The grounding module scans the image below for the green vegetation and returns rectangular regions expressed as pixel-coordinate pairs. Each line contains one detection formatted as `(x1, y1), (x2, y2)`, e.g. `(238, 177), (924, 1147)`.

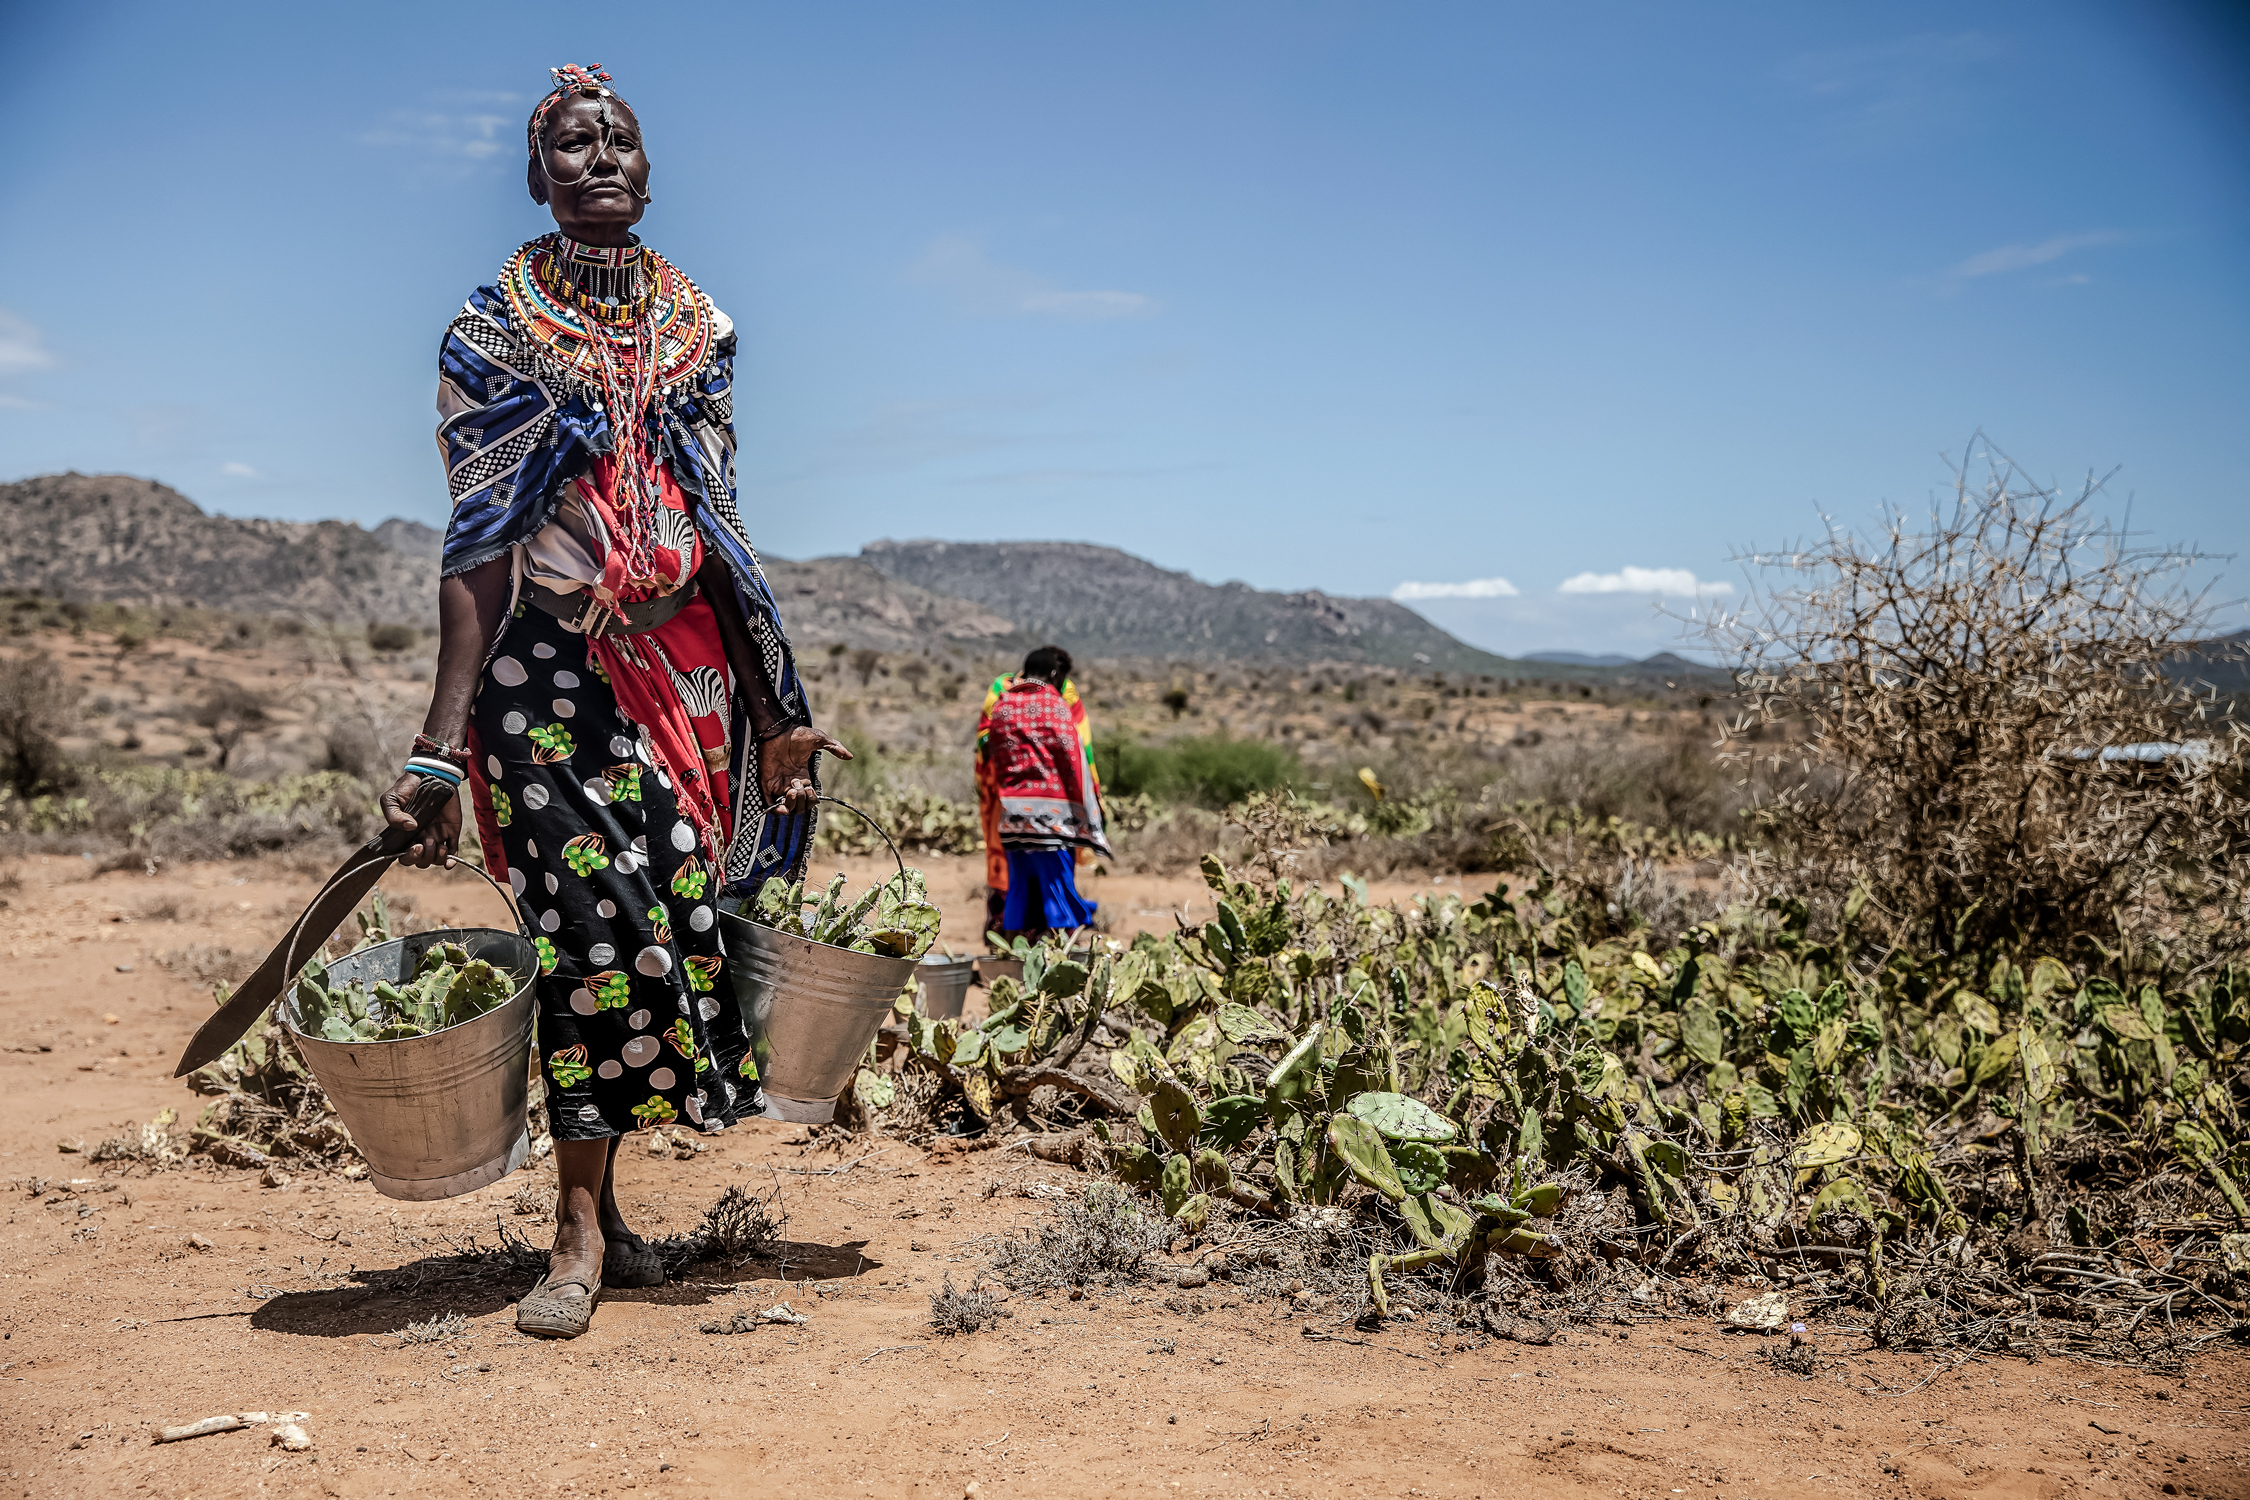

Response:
(293, 940), (517, 1043)
(745, 867), (945, 959)
(1094, 734), (1302, 809)
(865, 470), (2250, 1351)
(880, 795), (2250, 1348)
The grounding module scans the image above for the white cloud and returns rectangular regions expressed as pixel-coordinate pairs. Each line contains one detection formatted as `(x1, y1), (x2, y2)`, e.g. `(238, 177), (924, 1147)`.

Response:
(357, 93), (520, 165)
(1558, 566), (1731, 597)
(1949, 231), (2121, 282)
(221, 460), (260, 478)
(0, 308), (55, 375)
(909, 236), (1156, 321)
(0, 393), (44, 410)
(1392, 577), (1520, 600)
(1777, 32), (2004, 151)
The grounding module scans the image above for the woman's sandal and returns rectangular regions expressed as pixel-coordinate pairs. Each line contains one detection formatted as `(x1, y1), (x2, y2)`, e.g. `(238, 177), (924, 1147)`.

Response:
(603, 1239), (666, 1289)
(515, 1274), (602, 1338)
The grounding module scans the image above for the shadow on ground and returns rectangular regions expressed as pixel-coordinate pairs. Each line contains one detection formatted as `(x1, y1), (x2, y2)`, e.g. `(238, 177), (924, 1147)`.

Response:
(247, 1240), (880, 1336)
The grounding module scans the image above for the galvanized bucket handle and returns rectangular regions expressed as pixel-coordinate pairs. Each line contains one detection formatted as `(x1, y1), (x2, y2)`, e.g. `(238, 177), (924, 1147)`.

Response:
(280, 853), (531, 997)
(815, 794), (909, 887)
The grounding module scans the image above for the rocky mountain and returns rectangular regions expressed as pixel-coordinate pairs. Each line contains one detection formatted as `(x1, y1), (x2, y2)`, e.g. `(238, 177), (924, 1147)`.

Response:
(0, 473), (438, 624)
(757, 555), (1022, 654)
(858, 539), (1515, 673)
(3, 473), (1686, 681)
(1522, 650), (1638, 667)
(372, 517), (443, 567)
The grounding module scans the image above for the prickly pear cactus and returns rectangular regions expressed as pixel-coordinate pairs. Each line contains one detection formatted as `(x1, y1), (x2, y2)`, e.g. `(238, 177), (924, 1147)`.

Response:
(1326, 1113), (1406, 1202)
(1149, 1078), (1203, 1156)
(1343, 1091), (1456, 1144)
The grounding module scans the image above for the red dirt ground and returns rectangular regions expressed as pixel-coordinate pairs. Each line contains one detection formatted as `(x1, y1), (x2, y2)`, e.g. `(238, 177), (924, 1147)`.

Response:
(4, 851), (2246, 1499)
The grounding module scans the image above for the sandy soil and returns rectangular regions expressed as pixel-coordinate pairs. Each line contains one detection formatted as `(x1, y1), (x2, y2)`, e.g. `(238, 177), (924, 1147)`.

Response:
(4, 850), (2246, 1499)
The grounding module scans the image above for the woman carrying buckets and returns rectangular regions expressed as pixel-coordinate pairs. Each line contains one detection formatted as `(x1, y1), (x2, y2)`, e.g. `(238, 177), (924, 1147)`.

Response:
(381, 65), (845, 1339)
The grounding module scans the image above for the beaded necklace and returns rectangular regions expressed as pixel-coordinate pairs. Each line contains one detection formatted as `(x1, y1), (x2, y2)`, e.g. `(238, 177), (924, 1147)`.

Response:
(539, 235), (656, 326)
(588, 317), (664, 590)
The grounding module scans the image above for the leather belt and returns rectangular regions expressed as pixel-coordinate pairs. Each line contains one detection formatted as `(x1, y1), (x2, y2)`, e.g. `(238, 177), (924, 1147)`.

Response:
(524, 578), (699, 638)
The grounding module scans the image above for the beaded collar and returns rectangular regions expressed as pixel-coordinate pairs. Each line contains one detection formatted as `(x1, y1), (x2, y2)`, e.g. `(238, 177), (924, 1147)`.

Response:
(539, 234), (652, 325)
(497, 232), (716, 396)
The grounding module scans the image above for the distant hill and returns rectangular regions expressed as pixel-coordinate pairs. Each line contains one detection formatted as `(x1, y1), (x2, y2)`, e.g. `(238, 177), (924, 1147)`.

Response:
(2, 473), (1714, 683)
(0, 473), (437, 624)
(2170, 630), (2250, 696)
(1522, 650), (1637, 667)
(372, 517), (443, 567)
(757, 555), (1023, 654)
(859, 538), (1516, 674)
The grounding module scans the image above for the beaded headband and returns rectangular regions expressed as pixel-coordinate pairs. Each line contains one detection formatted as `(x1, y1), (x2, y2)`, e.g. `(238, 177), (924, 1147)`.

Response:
(527, 64), (625, 155)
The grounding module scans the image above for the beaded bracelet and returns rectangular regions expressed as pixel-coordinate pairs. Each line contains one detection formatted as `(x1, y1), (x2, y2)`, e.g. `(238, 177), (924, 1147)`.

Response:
(403, 756), (465, 787)
(412, 733), (469, 766)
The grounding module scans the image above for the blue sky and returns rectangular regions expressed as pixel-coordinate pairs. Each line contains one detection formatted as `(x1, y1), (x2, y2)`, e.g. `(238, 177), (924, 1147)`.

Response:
(4, 1), (2246, 657)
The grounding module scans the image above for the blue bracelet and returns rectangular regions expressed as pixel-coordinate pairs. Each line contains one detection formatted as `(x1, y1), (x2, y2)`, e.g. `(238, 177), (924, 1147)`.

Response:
(404, 756), (465, 787)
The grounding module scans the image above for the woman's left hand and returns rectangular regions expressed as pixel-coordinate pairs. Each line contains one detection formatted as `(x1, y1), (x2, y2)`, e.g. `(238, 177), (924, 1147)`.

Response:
(759, 726), (851, 816)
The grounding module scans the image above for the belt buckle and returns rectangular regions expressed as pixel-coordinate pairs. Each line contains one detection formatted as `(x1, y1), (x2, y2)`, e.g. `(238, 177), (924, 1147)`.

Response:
(574, 594), (615, 638)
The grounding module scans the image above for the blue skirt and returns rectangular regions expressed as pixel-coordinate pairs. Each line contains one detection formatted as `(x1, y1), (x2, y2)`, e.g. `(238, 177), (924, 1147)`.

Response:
(1000, 848), (1098, 931)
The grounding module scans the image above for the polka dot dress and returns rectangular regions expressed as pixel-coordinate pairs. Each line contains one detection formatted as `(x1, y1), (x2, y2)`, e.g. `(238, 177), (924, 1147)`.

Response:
(470, 604), (752, 1140)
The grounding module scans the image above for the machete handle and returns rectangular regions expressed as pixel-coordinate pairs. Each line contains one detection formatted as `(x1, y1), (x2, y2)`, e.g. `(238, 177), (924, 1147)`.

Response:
(376, 771), (464, 858)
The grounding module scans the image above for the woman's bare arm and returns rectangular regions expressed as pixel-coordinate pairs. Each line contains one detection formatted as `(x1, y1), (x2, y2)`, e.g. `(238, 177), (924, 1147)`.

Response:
(382, 558), (512, 867)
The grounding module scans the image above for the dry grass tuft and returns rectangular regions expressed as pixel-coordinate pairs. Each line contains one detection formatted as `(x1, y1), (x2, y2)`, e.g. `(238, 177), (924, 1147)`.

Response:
(989, 1183), (1165, 1292)
(928, 1274), (1003, 1336)
(393, 1312), (470, 1345)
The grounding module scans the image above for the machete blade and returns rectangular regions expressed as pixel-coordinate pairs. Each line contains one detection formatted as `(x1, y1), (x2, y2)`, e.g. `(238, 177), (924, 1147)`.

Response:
(173, 778), (457, 1078)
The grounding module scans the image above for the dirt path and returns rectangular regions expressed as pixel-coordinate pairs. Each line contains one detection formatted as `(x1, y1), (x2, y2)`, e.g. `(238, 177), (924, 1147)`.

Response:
(3, 852), (2246, 1499)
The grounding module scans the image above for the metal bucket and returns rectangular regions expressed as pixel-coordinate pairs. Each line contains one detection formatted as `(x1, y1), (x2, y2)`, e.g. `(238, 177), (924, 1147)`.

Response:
(915, 956), (978, 1020)
(974, 954), (1024, 987)
(976, 945), (1092, 988)
(719, 916), (917, 1123)
(719, 796), (922, 1124)
(280, 863), (538, 1202)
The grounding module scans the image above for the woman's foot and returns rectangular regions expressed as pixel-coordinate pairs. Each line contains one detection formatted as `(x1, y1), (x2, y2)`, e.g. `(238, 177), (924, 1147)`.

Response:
(596, 1141), (666, 1287)
(524, 1136), (615, 1331)
(547, 1203), (607, 1299)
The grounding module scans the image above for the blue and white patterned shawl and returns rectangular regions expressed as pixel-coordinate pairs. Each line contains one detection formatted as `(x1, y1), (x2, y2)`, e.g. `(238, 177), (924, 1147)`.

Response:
(435, 267), (816, 892)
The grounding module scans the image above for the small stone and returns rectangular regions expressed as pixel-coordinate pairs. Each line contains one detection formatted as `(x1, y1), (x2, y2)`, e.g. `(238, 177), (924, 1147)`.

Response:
(1167, 1414), (1177, 1424)
(1724, 1291), (1788, 1332)
(103, 1013), (120, 1025)
(114, 964), (134, 974)
(187, 1233), (214, 1252)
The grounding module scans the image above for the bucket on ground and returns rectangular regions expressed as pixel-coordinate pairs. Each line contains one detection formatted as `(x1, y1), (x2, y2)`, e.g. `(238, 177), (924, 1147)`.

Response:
(279, 862), (537, 1202)
(975, 944), (1093, 989)
(914, 955), (977, 1020)
(719, 796), (921, 1124)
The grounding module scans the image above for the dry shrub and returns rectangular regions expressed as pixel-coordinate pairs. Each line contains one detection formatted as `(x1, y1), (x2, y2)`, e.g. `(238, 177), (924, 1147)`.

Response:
(989, 1182), (1164, 1292)
(0, 649), (79, 798)
(928, 1273), (1002, 1335)
(393, 1312), (470, 1345)
(91, 1110), (187, 1168)
(1, 766), (373, 863)
(1709, 442), (2250, 955)
(657, 1182), (785, 1273)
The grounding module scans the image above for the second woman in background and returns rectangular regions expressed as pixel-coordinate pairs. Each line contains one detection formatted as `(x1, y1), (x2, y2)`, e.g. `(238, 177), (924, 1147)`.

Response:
(974, 645), (1109, 941)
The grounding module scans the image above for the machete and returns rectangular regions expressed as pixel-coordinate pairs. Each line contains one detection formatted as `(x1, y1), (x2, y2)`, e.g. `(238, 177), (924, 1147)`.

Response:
(174, 777), (459, 1077)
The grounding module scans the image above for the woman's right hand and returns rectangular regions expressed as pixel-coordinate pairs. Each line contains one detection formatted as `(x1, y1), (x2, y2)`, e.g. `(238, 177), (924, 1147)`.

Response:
(381, 772), (463, 868)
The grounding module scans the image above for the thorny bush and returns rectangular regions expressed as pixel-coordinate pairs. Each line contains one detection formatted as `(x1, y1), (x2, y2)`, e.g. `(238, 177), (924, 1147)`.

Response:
(1706, 441), (2250, 958)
